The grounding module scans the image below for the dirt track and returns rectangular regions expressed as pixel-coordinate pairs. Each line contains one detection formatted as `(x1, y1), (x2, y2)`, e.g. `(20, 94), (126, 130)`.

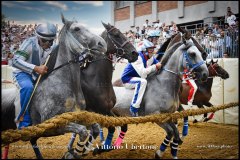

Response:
(3, 122), (239, 159)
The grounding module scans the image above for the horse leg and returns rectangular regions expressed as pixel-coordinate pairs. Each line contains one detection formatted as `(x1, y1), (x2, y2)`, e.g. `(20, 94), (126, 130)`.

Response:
(77, 123), (100, 156)
(67, 133), (77, 150)
(30, 137), (43, 159)
(203, 102), (214, 122)
(169, 122), (182, 159)
(99, 127), (105, 144)
(93, 126), (115, 155)
(54, 122), (89, 159)
(155, 123), (174, 159)
(1, 145), (10, 159)
(113, 124), (128, 147)
(181, 116), (189, 141)
(193, 104), (204, 123)
(67, 123), (101, 151)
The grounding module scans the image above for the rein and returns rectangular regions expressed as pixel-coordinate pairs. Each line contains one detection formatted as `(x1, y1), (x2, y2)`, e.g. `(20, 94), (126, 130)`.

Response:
(46, 29), (96, 76)
(208, 63), (222, 77)
(161, 49), (204, 81)
(106, 27), (130, 59)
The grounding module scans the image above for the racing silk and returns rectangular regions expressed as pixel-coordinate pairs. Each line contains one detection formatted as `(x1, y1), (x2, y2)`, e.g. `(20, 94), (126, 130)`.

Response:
(12, 36), (56, 80)
(121, 51), (159, 83)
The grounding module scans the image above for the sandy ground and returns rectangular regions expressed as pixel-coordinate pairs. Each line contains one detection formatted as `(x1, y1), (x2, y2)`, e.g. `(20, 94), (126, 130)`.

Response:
(2, 122), (239, 159)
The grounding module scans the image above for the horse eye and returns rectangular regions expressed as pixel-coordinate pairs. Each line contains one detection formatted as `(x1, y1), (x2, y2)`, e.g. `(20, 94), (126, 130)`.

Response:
(190, 52), (196, 57)
(74, 27), (80, 31)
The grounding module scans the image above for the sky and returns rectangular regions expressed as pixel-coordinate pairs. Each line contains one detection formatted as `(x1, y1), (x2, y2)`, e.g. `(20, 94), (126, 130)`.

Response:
(2, 1), (111, 35)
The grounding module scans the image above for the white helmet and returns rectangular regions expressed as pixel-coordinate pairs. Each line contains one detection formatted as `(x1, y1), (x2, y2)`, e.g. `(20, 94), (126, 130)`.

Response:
(143, 39), (155, 50)
(35, 23), (57, 40)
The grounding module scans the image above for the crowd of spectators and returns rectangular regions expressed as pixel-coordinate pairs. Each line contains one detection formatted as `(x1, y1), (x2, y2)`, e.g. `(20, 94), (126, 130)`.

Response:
(124, 7), (238, 58)
(1, 21), (37, 65)
(1, 7), (239, 66)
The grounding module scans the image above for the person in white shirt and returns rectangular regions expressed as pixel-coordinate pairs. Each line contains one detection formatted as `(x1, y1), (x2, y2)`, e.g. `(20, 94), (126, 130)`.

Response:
(143, 19), (149, 28)
(227, 11), (236, 27)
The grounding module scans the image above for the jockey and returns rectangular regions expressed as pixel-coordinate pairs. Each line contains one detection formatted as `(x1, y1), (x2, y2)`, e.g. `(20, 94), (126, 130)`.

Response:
(136, 30), (160, 53)
(146, 30), (160, 46)
(146, 30), (162, 55)
(121, 39), (162, 117)
(183, 68), (198, 107)
(12, 23), (57, 129)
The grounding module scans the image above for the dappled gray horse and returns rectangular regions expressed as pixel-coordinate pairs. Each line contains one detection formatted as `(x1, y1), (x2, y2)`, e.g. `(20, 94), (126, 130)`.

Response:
(111, 36), (208, 159)
(67, 22), (139, 153)
(1, 14), (107, 159)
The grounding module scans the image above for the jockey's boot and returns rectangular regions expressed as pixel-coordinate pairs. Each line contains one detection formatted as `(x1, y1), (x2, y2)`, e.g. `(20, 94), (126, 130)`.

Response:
(18, 112), (32, 130)
(187, 101), (193, 107)
(130, 106), (139, 117)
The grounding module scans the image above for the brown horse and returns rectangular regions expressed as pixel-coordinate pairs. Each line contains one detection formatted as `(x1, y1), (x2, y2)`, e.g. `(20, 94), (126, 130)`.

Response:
(178, 59), (229, 121)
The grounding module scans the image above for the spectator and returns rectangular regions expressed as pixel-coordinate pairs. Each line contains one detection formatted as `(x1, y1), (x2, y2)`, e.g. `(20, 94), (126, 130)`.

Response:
(143, 19), (149, 28)
(207, 34), (220, 58)
(227, 11), (237, 28)
(162, 26), (172, 40)
(153, 19), (162, 29)
(225, 7), (234, 23)
(203, 24), (211, 34)
(169, 23), (178, 35)
(141, 26), (146, 38)
(218, 31), (232, 57)
(212, 24), (221, 36)
(135, 26), (141, 39)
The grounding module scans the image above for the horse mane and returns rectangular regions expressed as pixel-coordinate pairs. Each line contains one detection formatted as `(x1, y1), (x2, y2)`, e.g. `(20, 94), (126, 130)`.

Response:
(147, 41), (183, 79)
(160, 41), (183, 67)
(41, 45), (59, 81)
(58, 21), (73, 44)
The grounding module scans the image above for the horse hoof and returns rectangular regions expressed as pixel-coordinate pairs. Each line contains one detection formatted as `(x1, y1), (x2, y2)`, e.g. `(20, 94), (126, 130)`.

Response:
(178, 138), (183, 145)
(154, 150), (163, 159)
(92, 146), (113, 156)
(62, 149), (81, 159)
(193, 119), (198, 123)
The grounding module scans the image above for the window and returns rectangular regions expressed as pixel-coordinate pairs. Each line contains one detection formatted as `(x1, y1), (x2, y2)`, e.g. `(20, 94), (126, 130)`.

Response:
(115, 1), (130, 9)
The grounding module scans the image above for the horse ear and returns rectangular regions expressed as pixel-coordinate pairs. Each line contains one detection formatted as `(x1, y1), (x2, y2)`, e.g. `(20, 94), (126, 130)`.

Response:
(182, 33), (187, 45)
(102, 21), (111, 30)
(211, 59), (214, 64)
(177, 25), (184, 33)
(216, 59), (218, 63)
(61, 13), (67, 24)
(177, 25), (188, 34)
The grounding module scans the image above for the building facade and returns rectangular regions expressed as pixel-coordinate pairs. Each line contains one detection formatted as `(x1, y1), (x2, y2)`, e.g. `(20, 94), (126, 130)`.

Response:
(111, 1), (239, 32)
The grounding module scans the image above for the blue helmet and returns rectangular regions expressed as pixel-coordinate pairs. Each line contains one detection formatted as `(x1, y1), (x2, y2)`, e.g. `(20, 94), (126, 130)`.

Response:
(35, 23), (57, 40)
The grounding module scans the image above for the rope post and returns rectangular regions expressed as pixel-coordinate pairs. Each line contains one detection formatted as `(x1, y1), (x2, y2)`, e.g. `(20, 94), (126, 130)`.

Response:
(17, 55), (51, 123)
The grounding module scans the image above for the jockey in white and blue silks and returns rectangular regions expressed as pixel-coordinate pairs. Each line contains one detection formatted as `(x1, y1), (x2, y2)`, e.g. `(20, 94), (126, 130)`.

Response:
(12, 23), (57, 129)
(121, 39), (162, 117)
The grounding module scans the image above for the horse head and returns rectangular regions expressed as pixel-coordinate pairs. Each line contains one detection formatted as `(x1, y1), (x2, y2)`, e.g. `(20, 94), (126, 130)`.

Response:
(207, 59), (229, 79)
(101, 22), (138, 63)
(61, 13), (107, 55)
(179, 33), (209, 82)
(177, 25), (208, 60)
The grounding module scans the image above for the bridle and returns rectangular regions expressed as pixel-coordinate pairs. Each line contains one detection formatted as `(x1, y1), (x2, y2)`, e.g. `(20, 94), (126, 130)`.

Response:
(208, 63), (223, 78)
(106, 27), (131, 59)
(162, 47), (205, 81)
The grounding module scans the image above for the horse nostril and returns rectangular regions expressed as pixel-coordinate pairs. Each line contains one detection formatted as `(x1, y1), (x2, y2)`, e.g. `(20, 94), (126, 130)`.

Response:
(98, 42), (104, 47)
